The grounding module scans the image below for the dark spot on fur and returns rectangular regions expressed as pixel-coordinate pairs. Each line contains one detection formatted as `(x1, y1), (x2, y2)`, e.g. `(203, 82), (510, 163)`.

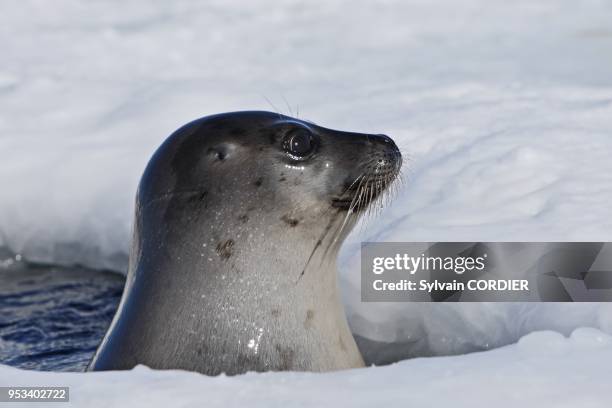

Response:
(253, 177), (263, 187)
(281, 215), (299, 227)
(196, 343), (210, 358)
(236, 353), (266, 373)
(275, 344), (295, 370)
(303, 309), (315, 329)
(238, 214), (249, 223)
(216, 239), (234, 260)
(187, 191), (208, 203)
(279, 176), (286, 182)
(271, 309), (280, 317)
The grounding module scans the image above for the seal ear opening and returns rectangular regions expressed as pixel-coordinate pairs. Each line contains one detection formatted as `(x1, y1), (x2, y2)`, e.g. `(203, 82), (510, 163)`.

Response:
(207, 144), (235, 162)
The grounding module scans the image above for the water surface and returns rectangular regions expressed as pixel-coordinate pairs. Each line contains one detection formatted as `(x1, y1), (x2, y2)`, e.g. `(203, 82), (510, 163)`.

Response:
(0, 261), (124, 371)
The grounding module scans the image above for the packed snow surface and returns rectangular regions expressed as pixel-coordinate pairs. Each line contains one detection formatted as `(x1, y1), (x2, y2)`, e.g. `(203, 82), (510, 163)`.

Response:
(1, 329), (612, 407)
(1, 0), (612, 405)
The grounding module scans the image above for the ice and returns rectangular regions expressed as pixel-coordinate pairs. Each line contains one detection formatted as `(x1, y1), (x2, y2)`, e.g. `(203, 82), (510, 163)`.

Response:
(2, 328), (612, 407)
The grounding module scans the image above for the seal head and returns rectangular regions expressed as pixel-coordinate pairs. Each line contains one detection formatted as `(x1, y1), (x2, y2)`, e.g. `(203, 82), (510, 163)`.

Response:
(90, 111), (401, 375)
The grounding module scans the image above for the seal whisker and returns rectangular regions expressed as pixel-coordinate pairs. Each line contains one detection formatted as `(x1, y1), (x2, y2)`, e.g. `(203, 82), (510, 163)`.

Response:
(300, 171), (367, 270)
(319, 171), (372, 264)
(296, 215), (338, 283)
(295, 170), (368, 279)
(262, 95), (283, 119)
(320, 173), (368, 263)
(281, 94), (294, 117)
(355, 174), (370, 214)
(352, 173), (373, 233)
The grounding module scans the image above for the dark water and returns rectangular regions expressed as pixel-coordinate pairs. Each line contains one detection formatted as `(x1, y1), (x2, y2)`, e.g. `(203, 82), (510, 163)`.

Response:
(0, 262), (124, 371)
(0, 260), (415, 371)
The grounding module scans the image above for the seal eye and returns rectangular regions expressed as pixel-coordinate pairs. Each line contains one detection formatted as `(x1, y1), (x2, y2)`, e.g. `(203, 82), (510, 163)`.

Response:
(282, 128), (316, 159)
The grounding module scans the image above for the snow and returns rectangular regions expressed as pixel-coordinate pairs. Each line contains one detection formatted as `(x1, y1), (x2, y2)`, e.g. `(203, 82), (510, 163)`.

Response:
(1, 328), (612, 407)
(1, 0), (612, 404)
(2, 0), (611, 272)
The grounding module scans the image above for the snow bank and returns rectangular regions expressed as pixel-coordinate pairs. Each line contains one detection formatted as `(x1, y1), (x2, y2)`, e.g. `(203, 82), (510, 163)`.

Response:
(2, 0), (611, 271)
(1, 0), (612, 359)
(2, 328), (612, 407)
